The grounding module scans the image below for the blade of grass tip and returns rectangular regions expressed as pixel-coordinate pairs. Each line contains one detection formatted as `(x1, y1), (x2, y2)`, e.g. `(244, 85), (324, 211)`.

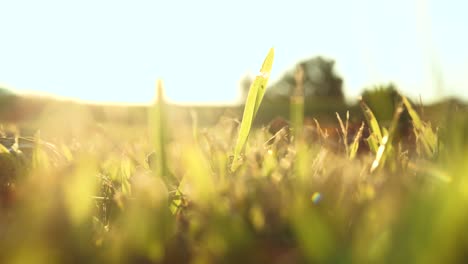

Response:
(150, 80), (169, 181)
(360, 99), (383, 142)
(253, 48), (274, 117)
(314, 118), (327, 139)
(371, 102), (404, 170)
(336, 112), (348, 156)
(231, 48), (275, 172)
(346, 111), (349, 134)
(349, 122), (365, 160)
(291, 65), (306, 179)
(401, 95), (437, 156)
(360, 99), (383, 153)
(387, 101), (404, 143)
(382, 101), (403, 157)
(401, 96), (423, 130)
(291, 64), (305, 141)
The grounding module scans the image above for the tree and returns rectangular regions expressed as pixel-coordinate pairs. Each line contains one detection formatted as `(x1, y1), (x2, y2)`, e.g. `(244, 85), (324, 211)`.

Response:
(0, 87), (18, 114)
(361, 83), (400, 122)
(266, 56), (344, 102)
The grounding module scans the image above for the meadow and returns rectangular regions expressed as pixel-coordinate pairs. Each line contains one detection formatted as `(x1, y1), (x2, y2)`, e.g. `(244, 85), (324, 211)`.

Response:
(1, 49), (468, 264)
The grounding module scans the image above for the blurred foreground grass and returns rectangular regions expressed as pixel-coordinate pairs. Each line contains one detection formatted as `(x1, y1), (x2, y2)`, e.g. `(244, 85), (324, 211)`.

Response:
(0, 93), (466, 264)
(0, 48), (467, 263)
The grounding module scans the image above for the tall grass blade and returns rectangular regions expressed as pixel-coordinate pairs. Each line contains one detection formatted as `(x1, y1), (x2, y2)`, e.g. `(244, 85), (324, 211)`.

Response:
(254, 48), (275, 117)
(149, 80), (170, 184)
(367, 101), (405, 172)
(371, 135), (388, 172)
(360, 100), (382, 153)
(402, 95), (437, 157)
(349, 122), (365, 160)
(336, 112), (349, 156)
(231, 48), (275, 172)
(291, 65), (305, 140)
(402, 96), (423, 129)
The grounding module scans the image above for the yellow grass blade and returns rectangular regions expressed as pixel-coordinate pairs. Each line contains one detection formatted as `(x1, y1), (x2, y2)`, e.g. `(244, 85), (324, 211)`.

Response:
(349, 122), (365, 160)
(402, 95), (437, 157)
(231, 48), (275, 172)
(360, 100), (382, 153)
(254, 48), (275, 117)
(149, 80), (170, 183)
(336, 112), (349, 156)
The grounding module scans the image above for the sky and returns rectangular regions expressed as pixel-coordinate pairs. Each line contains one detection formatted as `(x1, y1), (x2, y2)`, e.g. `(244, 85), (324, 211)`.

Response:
(0, 0), (467, 104)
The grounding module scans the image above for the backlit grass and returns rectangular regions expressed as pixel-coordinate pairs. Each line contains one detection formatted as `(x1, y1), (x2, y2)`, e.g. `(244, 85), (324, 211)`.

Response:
(0, 51), (467, 263)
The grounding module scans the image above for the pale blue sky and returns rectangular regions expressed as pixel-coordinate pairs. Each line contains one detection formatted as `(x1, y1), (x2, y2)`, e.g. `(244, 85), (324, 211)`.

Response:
(0, 0), (466, 104)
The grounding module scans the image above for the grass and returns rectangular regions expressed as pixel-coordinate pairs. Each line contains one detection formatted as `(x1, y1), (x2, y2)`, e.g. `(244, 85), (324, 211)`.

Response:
(231, 48), (274, 172)
(0, 51), (468, 263)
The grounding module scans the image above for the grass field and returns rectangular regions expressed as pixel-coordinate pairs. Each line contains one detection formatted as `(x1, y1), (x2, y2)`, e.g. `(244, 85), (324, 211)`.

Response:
(1, 51), (468, 264)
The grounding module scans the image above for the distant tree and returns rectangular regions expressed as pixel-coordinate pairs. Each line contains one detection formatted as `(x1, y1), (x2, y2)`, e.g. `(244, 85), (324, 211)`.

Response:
(0, 87), (15, 97)
(360, 83), (413, 142)
(266, 56), (344, 102)
(0, 87), (17, 112)
(361, 83), (400, 122)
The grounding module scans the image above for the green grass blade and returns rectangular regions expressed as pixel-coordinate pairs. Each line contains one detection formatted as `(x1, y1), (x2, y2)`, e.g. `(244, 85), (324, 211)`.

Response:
(402, 95), (437, 157)
(336, 112), (349, 156)
(253, 48), (275, 117)
(0, 143), (9, 154)
(370, 135), (389, 172)
(291, 65), (305, 141)
(387, 101), (404, 144)
(291, 67), (306, 179)
(360, 100), (383, 142)
(360, 100), (383, 153)
(149, 80), (170, 183)
(349, 122), (365, 160)
(402, 96), (423, 130)
(231, 48), (275, 172)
